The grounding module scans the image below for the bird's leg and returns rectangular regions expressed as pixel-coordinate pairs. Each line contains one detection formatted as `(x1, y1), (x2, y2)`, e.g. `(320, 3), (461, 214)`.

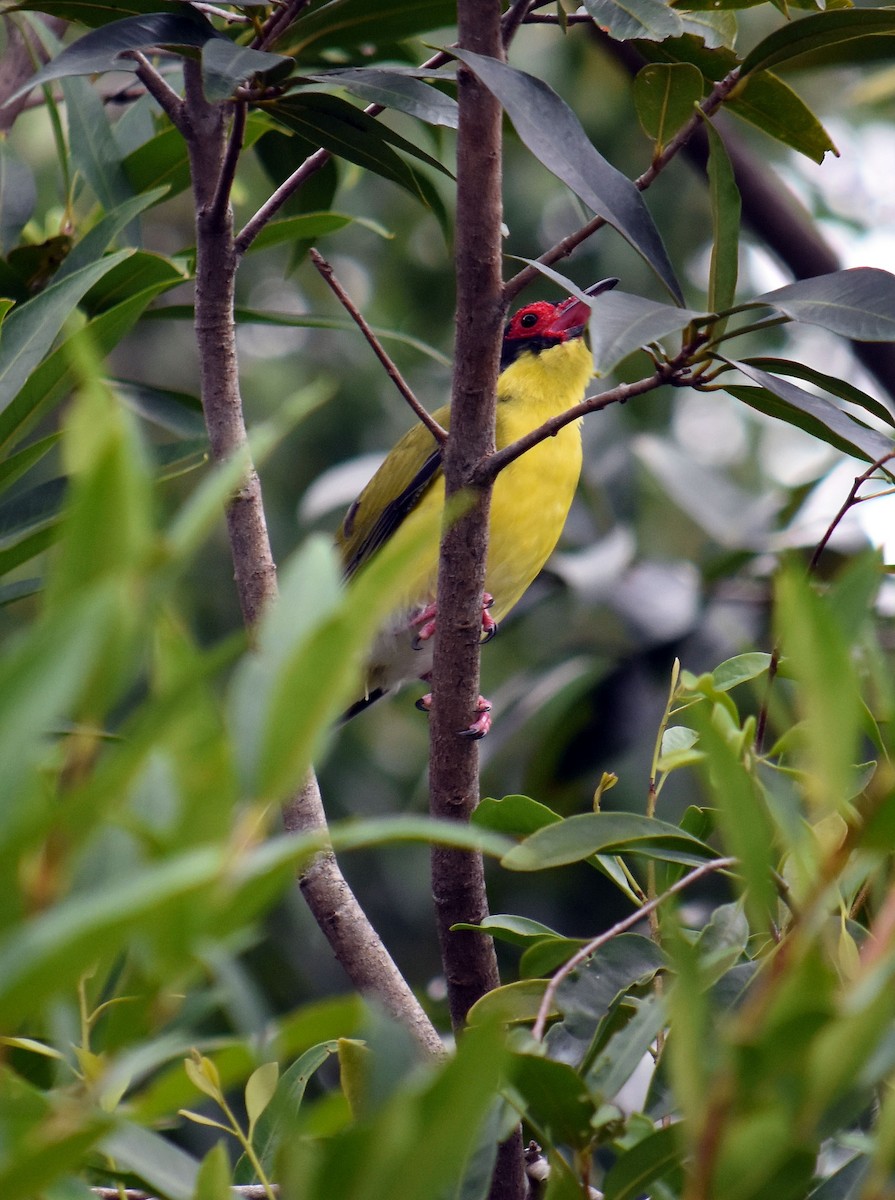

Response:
(411, 592), (498, 650)
(415, 677), (493, 740)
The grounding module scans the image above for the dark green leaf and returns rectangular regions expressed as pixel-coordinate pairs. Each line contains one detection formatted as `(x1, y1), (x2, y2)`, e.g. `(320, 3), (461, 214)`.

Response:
(0, 434), (60, 496)
(473, 793), (562, 836)
(307, 68), (459, 127)
(9, 0), (185, 26)
(741, 356), (895, 430)
(633, 63), (704, 149)
(757, 268), (895, 341)
(0, 143), (36, 255)
(0, 250), (132, 410)
(80, 251), (188, 315)
(584, 0), (683, 41)
(61, 76), (132, 212)
(452, 49), (682, 303)
(740, 9), (895, 76)
(201, 39), (293, 103)
(586, 992), (666, 1105)
(501, 812), (715, 871)
(56, 187), (169, 281)
(508, 1055), (596, 1150)
(585, 290), (706, 376)
(114, 380), (205, 439)
(246, 212), (354, 253)
(250, 1044), (338, 1175)
(0, 526), (58, 580)
(451, 913), (565, 947)
(603, 1124), (683, 1200)
(726, 361), (894, 465)
(807, 1153), (867, 1199)
(285, 0), (458, 57)
(704, 118), (740, 314)
(7, 11), (221, 103)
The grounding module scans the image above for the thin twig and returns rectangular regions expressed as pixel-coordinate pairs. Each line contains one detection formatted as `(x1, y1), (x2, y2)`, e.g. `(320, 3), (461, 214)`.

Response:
(91, 1189), (273, 1200)
(125, 49), (186, 129)
(531, 856), (738, 1040)
(309, 249), (448, 444)
(503, 68), (741, 303)
(502, 0), (537, 46)
(210, 100), (247, 226)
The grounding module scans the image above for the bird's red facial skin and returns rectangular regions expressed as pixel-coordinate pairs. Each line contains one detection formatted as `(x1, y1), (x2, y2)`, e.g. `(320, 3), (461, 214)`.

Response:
(503, 301), (567, 344)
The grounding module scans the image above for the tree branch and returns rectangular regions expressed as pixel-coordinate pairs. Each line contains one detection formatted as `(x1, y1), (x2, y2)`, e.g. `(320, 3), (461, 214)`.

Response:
(126, 50), (186, 131)
(309, 248), (448, 444)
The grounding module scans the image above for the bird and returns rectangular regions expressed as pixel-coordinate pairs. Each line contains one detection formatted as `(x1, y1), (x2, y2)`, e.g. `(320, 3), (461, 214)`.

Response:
(337, 278), (619, 736)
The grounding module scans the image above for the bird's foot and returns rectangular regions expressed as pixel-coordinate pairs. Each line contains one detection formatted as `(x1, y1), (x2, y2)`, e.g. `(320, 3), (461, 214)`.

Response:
(414, 691), (493, 739)
(411, 593), (498, 650)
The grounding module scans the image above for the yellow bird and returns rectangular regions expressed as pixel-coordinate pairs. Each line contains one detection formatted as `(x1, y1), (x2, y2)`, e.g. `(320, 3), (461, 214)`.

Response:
(338, 279), (618, 735)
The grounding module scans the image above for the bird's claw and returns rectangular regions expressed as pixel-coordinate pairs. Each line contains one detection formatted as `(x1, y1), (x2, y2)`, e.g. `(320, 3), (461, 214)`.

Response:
(411, 594), (497, 650)
(414, 691), (493, 738)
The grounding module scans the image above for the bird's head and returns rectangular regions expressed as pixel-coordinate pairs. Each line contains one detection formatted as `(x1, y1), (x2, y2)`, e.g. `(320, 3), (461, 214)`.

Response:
(500, 278), (619, 371)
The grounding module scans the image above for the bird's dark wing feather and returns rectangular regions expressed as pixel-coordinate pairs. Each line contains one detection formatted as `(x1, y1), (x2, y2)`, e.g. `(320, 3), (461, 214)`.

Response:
(341, 446), (443, 580)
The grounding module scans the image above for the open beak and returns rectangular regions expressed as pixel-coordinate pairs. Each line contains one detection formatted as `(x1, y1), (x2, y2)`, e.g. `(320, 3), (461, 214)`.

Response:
(546, 277), (620, 337)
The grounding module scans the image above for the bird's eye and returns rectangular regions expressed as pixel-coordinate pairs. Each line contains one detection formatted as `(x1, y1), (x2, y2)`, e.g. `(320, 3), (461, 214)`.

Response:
(519, 312), (539, 328)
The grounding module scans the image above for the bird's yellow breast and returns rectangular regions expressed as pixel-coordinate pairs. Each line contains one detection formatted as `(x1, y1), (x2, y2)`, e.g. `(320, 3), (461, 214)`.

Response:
(379, 336), (592, 624)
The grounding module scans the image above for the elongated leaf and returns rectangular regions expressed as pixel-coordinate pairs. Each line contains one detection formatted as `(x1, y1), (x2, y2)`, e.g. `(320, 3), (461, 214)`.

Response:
(704, 118), (740, 314)
(740, 9), (895, 75)
(451, 913), (565, 947)
(264, 94), (450, 219)
(453, 49), (682, 302)
(584, 0), (683, 42)
(246, 211), (353, 252)
(202, 39), (292, 103)
(728, 70), (836, 163)
(10, 1), (185, 25)
(0, 142), (36, 254)
(501, 812), (715, 871)
(100, 1121), (199, 1200)
(604, 1124), (683, 1200)
(727, 360), (895, 464)
(742, 356), (895, 430)
(633, 63), (704, 149)
(509, 1055), (596, 1150)
(285, 0), (458, 56)
(7, 10), (221, 103)
(307, 68), (459, 128)
(61, 76), (132, 212)
(757, 268), (895, 341)
(586, 290), (706, 375)
(123, 115), (268, 198)
(0, 434), (59, 496)
(249, 1044), (338, 1175)
(56, 186), (169, 281)
(587, 992), (666, 1106)
(0, 250), (132, 410)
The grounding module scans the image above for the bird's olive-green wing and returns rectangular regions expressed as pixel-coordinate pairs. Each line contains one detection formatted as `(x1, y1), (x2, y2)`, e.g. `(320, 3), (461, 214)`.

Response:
(337, 410), (449, 580)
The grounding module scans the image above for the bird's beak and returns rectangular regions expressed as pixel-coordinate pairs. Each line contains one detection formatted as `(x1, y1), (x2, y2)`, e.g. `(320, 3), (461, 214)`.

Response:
(546, 277), (620, 337)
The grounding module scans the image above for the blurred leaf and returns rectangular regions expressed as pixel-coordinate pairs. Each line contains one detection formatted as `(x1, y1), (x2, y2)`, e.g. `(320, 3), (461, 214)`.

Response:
(757, 269), (895, 341)
(508, 1054), (596, 1149)
(603, 1124), (683, 1200)
(100, 1120), (199, 1200)
(741, 356), (895, 430)
(740, 9), (895, 75)
(501, 812), (716, 871)
(114, 379), (205, 439)
(584, 0), (683, 41)
(711, 653), (772, 691)
(7, 10), (222, 103)
(586, 992), (666, 1105)
(452, 50), (683, 303)
(633, 62), (704, 149)
(704, 118), (740, 315)
(307, 68), (459, 127)
(0, 477), (66, 550)
(586, 289), (705, 375)
(245, 1061), (279, 1134)
(0, 142), (36, 255)
(56, 186), (169, 281)
(61, 76), (133, 212)
(284, 0), (458, 56)
(0, 250), (132, 410)
(0, 433), (60, 496)
(249, 1043), (339, 1175)
(201, 39), (293, 103)
(807, 1154), (867, 1199)
(10, 0), (185, 23)
(726, 361), (894, 465)
(194, 1142), (232, 1200)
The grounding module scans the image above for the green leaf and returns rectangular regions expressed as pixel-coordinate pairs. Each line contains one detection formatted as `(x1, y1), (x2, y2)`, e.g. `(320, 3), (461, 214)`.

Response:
(249, 1043), (339, 1175)
(758, 268), (895, 341)
(81, 250), (188, 315)
(201, 39), (293, 103)
(114, 379), (206, 439)
(633, 63), (704, 149)
(123, 114), (268, 199)
(452, 49), (682, 303)
(586, 992), (666, 1106)
(245, 1061), (279, 1134)
(451, 913), (566, 947)
(466, 979), (550, 1025)
(194, 1142), (232, 1200)
(100, 1120), (200, 1200)
(0, 249), (132, 411)
(501, 812), (716, 871)
(61, 75), (133, 212)
(473, 793), (563, 836)
(0, 433), (60, 497)
(726, 361), (894, 465)
(704, 118), (740, 315)
(56, 186), (169, 281)
(711, 652), (772, 691)
(7, 10), (222, 103)
(728, 70), (835, 163)
(307, 68), (459, 128)
(285, 0), (458, 57)
(603, 1124), (683, 1200)
(508, 1054), (596, 1149)
(245, 211), (353, 253)
(0, 142), (37, 254)
(584, 0), (682, 40)
(740, 9), (895, 76)
(10, 0), (185, 25)
(741, 356), (895, 431)
(586, 289), (706, 375)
